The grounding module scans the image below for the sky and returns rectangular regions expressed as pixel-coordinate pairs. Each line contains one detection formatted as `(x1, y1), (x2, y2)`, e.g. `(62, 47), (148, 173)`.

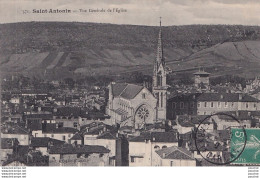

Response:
(0, 0), (260, 26)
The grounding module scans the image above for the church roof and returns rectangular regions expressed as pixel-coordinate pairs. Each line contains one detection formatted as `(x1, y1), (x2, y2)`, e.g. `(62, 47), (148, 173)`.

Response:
(111, 83), (144, 99)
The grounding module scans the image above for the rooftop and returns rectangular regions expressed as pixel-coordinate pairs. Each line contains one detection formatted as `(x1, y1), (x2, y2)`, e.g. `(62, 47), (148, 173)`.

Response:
(31, 137), (65, 147)
(129, 132), (178, 143)
(49, 144), (110, 154)
(111, 83), (144, 99)
(156, 146), (194, 160)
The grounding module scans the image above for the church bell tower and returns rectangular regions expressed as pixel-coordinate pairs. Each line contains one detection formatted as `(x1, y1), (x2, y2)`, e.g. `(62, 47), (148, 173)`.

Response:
(153, 18), (167, 121)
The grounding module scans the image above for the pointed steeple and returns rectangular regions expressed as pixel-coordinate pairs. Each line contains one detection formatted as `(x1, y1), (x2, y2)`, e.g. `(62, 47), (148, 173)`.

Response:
(156, 17), (164, 68)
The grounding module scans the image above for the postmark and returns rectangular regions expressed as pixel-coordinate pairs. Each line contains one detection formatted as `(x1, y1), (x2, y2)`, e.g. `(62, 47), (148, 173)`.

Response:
(194, 113), (247, 165)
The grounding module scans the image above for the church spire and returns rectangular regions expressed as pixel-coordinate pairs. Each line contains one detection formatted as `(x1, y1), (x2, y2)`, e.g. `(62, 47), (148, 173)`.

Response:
(156, 17), (164, 69)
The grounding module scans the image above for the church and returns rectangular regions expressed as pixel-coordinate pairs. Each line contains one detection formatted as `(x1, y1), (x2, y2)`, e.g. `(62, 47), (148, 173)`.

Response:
(106, 20), (167, 129)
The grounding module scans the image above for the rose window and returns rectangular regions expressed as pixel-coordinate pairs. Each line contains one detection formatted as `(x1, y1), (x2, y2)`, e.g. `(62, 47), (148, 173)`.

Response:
(137, 107), (149, 120)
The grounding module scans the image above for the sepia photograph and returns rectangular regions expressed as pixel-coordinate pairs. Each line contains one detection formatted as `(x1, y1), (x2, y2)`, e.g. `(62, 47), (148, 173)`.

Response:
(0, 0), (260, 175)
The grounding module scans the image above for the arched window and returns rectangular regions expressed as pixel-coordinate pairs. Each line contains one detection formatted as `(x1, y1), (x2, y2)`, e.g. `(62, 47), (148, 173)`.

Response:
(154, 145), (160, 150)
(162, 145), (167, 149)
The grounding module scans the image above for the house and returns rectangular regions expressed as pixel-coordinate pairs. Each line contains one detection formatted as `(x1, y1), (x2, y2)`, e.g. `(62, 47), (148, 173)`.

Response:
(82, 122), (121, 166)
(24, 113), (54, 131)
(69, 133), (83, 145)
(48, 144), (110, 166)
(128, 132), (179, 166)
(1, 138), (19, 163)
(32, 127), (79, 143)
(30, 137), (65, 155)
(85, 132), (122, 166)
(153, 146), (196, 166)
(1, 125), (30, 145)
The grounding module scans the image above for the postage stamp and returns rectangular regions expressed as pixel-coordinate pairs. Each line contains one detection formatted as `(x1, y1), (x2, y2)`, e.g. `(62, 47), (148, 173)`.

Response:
(231, 128), (260, 164)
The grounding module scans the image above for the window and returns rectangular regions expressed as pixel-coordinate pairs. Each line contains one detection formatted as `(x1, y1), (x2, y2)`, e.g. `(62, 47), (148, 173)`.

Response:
(180, 102), (184, 109)
(154, 145), (160, 150)
(131, 156), (135, 163)
(211, 102), (214, 108)
(99, 154), (104, 158)
(224, 102), (228, 108)
(44, 134), (47, 137)
(142, 93), (146, 99)
(197, 102), (201, 108)
(51, 134), (54, 138)
(63, 136), (66, 141)
(254, 103), (257, 108)
(58, 123), (63, 128)
(231, 102), (234, 108)
(170, 161), (174, 166)
(218, 102), (221, 108)
(172, 102), (176, 109)
(73, 122), (78, 128)
(77, 154), (82, 158)
(82, 119), (84, 121)
(162, 145), (167, 149)
(246, 103), (249, 108)
(204, 102), (207, 107)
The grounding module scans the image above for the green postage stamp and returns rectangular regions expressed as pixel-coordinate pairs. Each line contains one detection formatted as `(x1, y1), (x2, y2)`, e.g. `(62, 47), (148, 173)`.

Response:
(231, 128), (260, 164)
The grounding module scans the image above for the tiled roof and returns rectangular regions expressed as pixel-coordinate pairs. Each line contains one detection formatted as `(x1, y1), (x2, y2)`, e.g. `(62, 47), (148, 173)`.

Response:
(1, 138), (19, 149)
(70, 133), (83, 140)
(111, 83), (144, 99)
(31, 137), (65, 147)
(129, 132), (178, 143)
(169, 93), (259, 102)
(1, 125), (29, 134)
(197, 93), (259, 102)
(97, 132), (117, 140)
(156, 146), (194, 160)
(43, 127), (79, 134)
(111, 83), (128, 97)
(177, 116), (195, 127)
(54, 107), (89, 117)
(49, 144), (110, 154)
(25, 114), (53, 120)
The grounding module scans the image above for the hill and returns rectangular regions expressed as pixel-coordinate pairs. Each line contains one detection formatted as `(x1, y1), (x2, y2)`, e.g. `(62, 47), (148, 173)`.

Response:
(0, 22), (260, 80)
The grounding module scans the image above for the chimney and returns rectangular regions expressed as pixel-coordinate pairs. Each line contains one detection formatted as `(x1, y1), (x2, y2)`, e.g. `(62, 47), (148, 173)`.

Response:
(38, 107), (41, 112)
(220, 95), (224, 99)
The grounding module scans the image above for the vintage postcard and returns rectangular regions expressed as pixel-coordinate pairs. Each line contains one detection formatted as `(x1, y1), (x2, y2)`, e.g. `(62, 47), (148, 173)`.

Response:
(0, 0), (260, 172)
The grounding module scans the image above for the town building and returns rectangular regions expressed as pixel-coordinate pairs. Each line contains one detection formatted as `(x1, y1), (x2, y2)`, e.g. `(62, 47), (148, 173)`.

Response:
(194, 70), (210, 89)
(167, 93), (260, 119)
(1, 125), (30, 145)
(128, 132), (179, 166)
(48, 144), (110, 166)
(153, 146), (196, 166)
